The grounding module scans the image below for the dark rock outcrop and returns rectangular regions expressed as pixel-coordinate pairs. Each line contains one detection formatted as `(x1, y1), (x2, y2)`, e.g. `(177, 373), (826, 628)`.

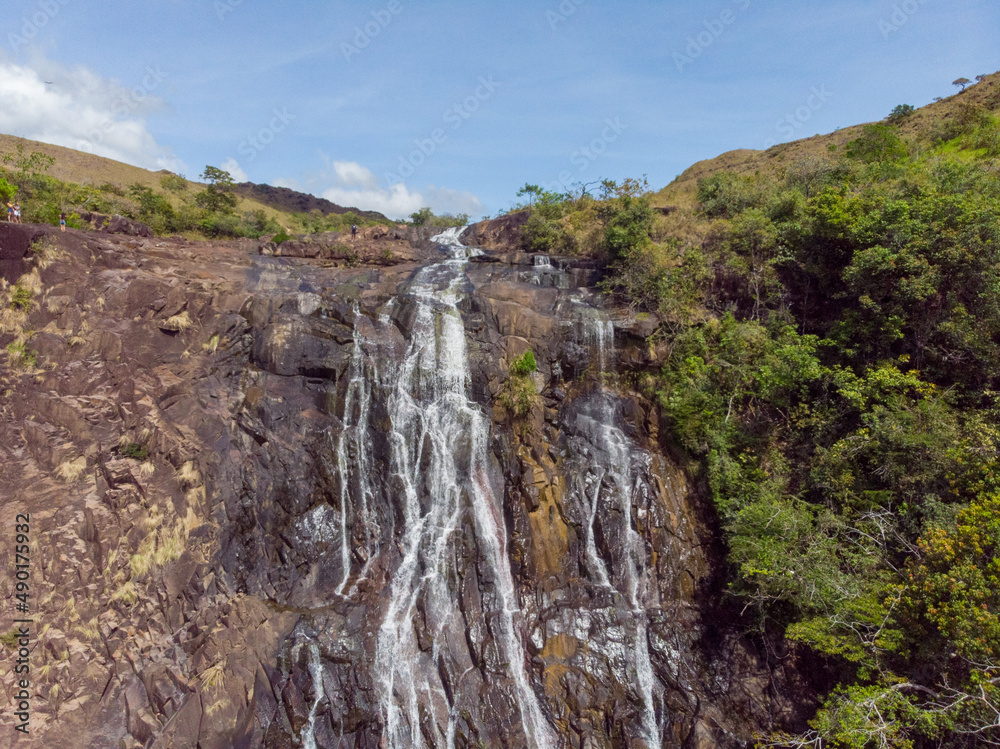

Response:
(461, 209), (530, 250)
(0, 222), (822, 748)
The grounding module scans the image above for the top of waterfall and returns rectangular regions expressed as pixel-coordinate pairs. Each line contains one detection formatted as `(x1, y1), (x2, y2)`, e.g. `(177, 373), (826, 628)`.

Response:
(430, 226), (468, 245)
(431, 226), (481, 259)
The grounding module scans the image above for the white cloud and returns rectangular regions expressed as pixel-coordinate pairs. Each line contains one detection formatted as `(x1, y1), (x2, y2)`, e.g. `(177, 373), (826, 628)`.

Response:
(331, 160), (378, 189)
(279, 156), (485, 221)
(221, 157), (248, 183)
(0, 58), (184, 172)
(318, 181), (485, 221)
(320, 182), (424, 219)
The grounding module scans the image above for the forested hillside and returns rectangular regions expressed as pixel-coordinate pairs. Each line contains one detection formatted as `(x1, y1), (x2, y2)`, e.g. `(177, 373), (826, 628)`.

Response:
(506, 73), (1000, 748)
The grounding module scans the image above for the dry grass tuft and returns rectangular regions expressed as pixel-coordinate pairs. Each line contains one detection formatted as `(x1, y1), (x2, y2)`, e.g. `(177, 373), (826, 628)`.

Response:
(111, 581), (138, 605)
(135, 461), (156, 479)
(55, 457), (87, 484)
(164, 310), (193, 331)
(177, 461), (200, 487)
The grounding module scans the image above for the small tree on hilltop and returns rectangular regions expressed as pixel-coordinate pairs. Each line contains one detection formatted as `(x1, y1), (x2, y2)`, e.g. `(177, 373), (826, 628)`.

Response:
(195, 166), (238, 214)
(975, 74), (987, 83)
(953, 77), (972, 92)
(409, 207), (432, 226)
(887, 104), (915, 124)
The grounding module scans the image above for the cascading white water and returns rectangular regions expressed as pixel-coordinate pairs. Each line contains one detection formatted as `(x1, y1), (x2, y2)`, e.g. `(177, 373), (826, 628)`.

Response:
(297, 641), (325, 749)
(573, 312), (662, 748)
(332, 316), (377, 596)
(374, 228), (556, 749)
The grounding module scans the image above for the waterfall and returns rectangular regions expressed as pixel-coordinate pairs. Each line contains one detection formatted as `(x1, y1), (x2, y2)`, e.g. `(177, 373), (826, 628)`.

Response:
(527, 253), (570, 289)
(572, 312), (662, 747)
(373, 228), (556, 749)
(297, 641), (325, 749)
(332, 316), (377, 596)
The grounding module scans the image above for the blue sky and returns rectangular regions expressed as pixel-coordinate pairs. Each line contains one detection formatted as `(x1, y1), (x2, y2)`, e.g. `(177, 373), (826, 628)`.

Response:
(0, 0), (997, 219)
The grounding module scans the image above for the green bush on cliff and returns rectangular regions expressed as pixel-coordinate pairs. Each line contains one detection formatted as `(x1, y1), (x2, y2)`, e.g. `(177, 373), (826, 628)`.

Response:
(120, 442), (149, 461)
(5, 341), (37, 369)
(9, 286), (33, 311)
(509, 350), (537, 377)
(499, 351), (539, 419)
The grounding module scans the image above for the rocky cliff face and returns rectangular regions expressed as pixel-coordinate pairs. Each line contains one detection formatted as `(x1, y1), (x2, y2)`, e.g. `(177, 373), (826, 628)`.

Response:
(0, 223), (820, 748)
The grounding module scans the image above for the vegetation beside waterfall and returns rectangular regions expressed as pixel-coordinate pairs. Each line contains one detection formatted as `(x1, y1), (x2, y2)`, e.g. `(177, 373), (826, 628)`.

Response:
(505, 84), (1000, 747)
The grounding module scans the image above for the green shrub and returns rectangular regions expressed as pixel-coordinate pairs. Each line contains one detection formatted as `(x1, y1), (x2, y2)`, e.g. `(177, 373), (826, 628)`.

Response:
(0, 177), (16, 204)
(120, 442), (149, 460)
(886, 104), (915, 124)
(499, 350), (539, 419)
(271, 228), (293, 244)
(510, 350), (537, 376)
(845, 124), (908, 163)
(696, 172), (768, 218)
(9, 286), (33, 311)
(5, 341), (37, 368)
(160, 173), (188, 193)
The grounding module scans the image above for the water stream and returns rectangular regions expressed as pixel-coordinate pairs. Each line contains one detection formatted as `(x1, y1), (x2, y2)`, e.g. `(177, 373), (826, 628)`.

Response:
(373, 228), (556, 749)
(571, 310), (662, 747)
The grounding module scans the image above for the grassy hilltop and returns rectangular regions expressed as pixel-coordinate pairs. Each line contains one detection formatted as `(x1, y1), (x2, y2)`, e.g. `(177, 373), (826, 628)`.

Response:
(0, 132), (391, 238)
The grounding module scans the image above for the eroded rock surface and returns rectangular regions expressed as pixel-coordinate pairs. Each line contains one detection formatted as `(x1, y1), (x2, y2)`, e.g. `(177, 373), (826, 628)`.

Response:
(0, 224), (821, 748)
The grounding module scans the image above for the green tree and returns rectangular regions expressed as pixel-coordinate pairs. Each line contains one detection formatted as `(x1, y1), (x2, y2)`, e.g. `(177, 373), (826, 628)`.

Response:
(886, 104), (915, 124)
(409, 207), (432, 226)
(160, 173), (188, 193)
(194, 166), (238, 213)
(0, 177), (15, 205)
(845, 124), (908, 163)
(1, 145), (54, 187)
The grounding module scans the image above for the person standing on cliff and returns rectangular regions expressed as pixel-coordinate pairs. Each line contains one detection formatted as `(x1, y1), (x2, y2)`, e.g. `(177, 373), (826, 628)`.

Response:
(13, 202), (21, 223)
(6, 202), (12, 222)
(60, 212), (67, 232)
(351, 223), (358, 241)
